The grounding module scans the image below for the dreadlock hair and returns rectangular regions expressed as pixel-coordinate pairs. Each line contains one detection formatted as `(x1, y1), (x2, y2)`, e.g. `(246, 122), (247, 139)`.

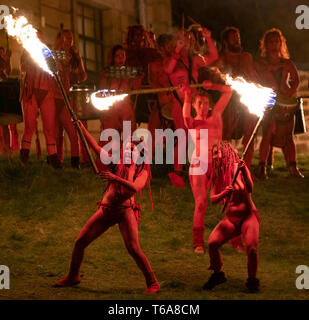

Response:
(260, 28), (290, 59)
(211, 141), (240, 194)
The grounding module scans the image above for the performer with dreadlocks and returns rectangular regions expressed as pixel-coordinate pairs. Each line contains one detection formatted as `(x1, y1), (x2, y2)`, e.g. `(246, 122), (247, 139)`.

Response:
(55, 121), (159, 294)
(203, 142), (259, 292)
(182, 81), (232, 254)
(255, 28), (303, 179)
(164, 26), (218, 188)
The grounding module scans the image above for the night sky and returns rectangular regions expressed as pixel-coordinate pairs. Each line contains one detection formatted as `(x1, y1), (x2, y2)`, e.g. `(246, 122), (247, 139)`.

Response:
(171, 0), (309, 68)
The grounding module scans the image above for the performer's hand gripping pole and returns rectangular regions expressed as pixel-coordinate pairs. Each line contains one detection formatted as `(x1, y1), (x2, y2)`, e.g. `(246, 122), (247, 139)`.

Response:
(221, 94), (277, 214)
(43, 48), (99, 174)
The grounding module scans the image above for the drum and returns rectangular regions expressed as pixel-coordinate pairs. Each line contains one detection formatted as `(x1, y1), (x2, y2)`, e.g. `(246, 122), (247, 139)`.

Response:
(0, 79), (23, 125)
(160, 103), (173, 121)
(273, 95), (298, 122)
(70, 85), (105, 120)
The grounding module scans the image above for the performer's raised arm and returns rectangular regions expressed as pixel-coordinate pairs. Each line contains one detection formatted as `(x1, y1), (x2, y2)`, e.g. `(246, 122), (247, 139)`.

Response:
(205, 81), (232, 115)
(182, 86), (193, 128)
(195, 28), (218, 68)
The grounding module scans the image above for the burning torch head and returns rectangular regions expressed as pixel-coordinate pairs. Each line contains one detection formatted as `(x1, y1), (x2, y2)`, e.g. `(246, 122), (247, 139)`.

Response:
(42, 46), (58, 75)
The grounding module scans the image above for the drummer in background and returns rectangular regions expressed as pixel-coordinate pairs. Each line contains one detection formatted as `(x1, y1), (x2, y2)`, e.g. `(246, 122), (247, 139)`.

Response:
(19, 32), (61, 168)
(216, 27), (259, 174)
(54, 29), (87, 169)
(255, 28), (303, 179)
(163, 26), (218, 188)
(148, 34), (174, 153)
(99, 44), (142, 138)
(0, 46), (19, 155)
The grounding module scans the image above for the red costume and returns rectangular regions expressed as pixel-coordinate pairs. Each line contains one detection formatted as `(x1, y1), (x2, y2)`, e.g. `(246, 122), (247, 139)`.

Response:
(19, 45), (60, 168)
(164, 27), (218, 186)
(54, 30), (87, 168)
(182, 81), (232, 253)
(255, 29), (303, 179)
(216, 27), (259, 171)
(55, 121), (159, 294)
(203, 142), (259, 292)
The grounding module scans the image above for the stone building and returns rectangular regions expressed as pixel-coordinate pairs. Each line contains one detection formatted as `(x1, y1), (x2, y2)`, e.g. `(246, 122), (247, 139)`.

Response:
(0, 0), (172, 154)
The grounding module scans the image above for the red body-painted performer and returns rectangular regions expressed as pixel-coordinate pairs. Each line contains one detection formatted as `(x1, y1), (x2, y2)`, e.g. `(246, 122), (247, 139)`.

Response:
(0, 47), (19, 155)
(19, 32), (61, 168)
(182, 81), (232, 254)
(54, 29), (87, 168)
(55, 121), (160, 294)
(99, 45), (142, 136)
(147, 34), (174, 153)
(255, 28), (303, 179)
(203, 142), (260, 293)
(216, 27), (259, 171)
(164, 27), (218, 187)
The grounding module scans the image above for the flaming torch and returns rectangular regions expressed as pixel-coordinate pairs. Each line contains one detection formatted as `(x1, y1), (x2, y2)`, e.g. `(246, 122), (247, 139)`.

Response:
(221, 75), (277, 213)
(4, 13), (98, 174)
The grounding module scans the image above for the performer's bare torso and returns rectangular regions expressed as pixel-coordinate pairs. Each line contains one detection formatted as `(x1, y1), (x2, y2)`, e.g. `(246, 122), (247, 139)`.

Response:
(101, 164), (138, 207)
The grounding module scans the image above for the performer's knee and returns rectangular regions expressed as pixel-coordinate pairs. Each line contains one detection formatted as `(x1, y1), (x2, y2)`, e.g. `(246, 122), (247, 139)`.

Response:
(246, 244), (258, 257)
(208, 239), (221, 251)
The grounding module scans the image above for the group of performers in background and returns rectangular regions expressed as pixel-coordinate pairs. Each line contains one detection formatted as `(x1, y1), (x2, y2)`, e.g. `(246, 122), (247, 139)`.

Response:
(0, 22), (307, 294)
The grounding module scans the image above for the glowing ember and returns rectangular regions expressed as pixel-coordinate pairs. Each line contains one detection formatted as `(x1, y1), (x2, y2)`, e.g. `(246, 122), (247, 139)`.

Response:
(4, 14), (52, 74)
(91, 90), (128, 111)
(225, 75), (276, 117)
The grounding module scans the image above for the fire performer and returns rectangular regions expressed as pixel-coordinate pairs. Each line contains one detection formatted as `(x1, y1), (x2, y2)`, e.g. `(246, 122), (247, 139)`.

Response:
(19, 32), (61, 168)
(0, 46), (19, 155)
(203, 142), (259, 293)
(216, 27), (259, 171)
(54, 29), (87, 168)
(164, 26), (218, 187)
(55, 120), (160, 294)
(182, 81), (232, 254)
(99, 44), (142, 136)
(255, 28), (303, 179)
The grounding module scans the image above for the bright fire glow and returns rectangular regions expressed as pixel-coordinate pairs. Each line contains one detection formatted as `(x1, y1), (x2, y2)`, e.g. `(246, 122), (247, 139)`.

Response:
(91, 90), (128, 111)
(4, 14), (52, 74)
(225, 75), (276, 117)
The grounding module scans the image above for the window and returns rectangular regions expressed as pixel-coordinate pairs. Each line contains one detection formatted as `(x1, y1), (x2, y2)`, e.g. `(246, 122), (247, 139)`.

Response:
(77, 3), (103, 73)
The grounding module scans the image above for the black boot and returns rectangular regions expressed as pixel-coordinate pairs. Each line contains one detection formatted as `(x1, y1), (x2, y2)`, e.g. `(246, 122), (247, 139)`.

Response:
(20, 149), (30, 164)
(47, 154), (62, 169)
(246, 277), (259, 293)
(71, 156), (80, 169)
(257, 162), (268, 180)
(203, 272), (227, 290)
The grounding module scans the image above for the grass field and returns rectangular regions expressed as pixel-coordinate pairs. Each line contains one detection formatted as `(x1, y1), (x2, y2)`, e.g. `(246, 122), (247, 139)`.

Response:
(0, 152), (309, 300)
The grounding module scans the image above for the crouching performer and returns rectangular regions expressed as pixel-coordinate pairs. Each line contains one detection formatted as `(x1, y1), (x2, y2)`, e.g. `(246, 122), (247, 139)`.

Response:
(55, 121), (160, 294)
(203, 142), (260, 292)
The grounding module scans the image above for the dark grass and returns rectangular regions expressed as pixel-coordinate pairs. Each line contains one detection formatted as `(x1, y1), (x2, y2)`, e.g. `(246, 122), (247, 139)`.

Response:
(0, 153), (309, 300)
